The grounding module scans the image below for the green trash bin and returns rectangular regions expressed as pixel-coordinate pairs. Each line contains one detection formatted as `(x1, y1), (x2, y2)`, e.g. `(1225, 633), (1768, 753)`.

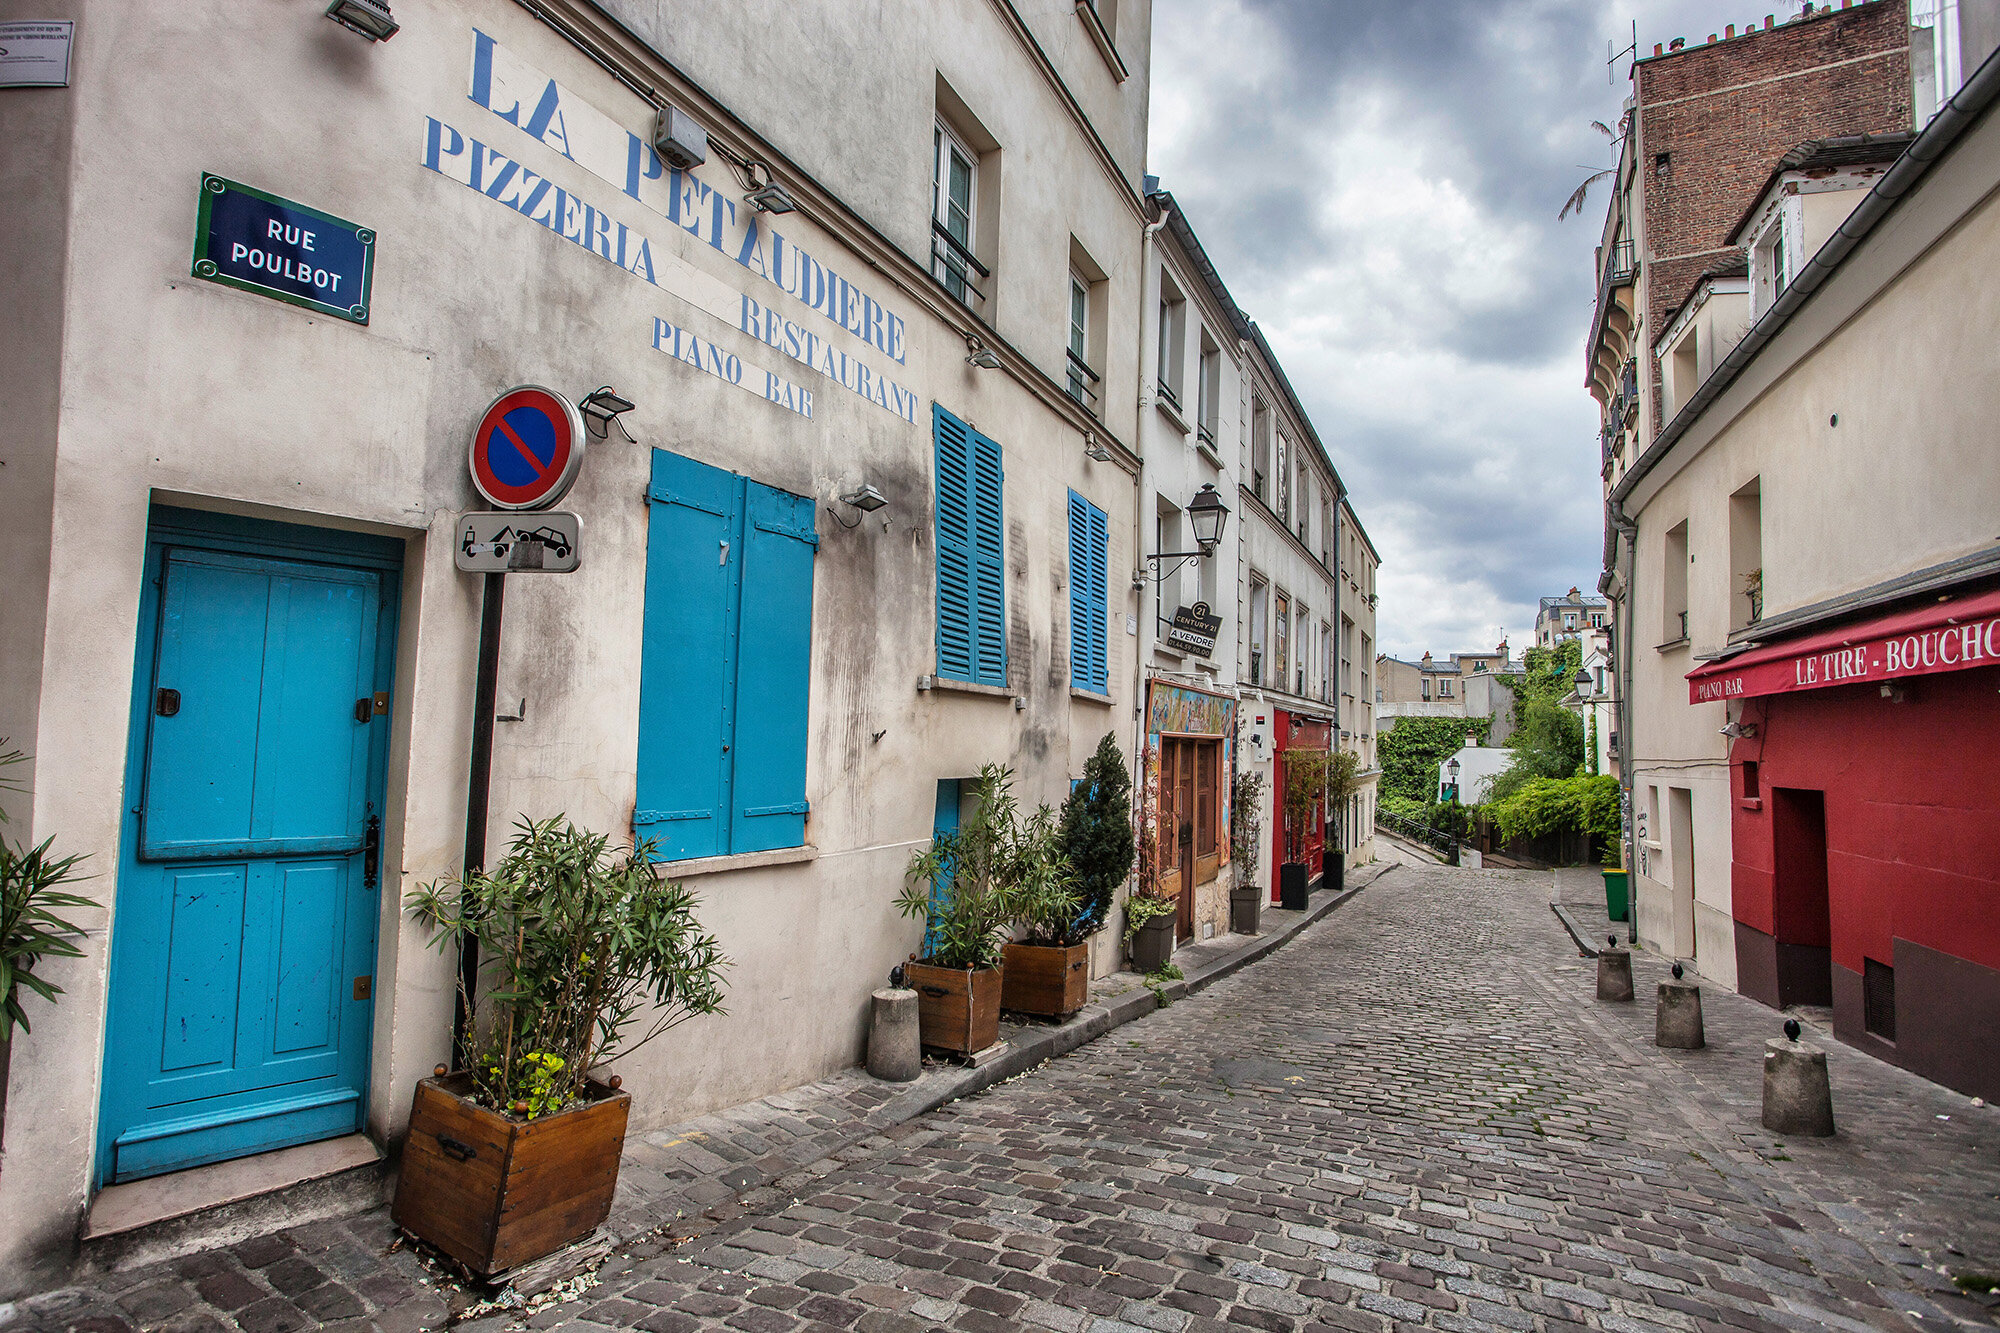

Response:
(1603, 869), (1630, 923)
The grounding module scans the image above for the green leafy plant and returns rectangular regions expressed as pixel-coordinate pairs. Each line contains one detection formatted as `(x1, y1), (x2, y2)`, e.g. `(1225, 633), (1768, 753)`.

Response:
(1, 742), (95, 1043)
(1122, 892), (1176, 942)
(1379, 717), (1491, 804)
(902, 766), (1075, 968)
(407, 816), (729, 1119)
(1230, 770), (1265, 888)
(1484, 774), (1621, 847)
(1055, 734), (1135, 944)
(1143, 962), (1184, 1005)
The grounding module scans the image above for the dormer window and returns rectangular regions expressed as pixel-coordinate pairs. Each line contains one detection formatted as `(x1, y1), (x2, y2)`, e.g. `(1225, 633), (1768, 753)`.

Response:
(1750, 201), (1801, 320)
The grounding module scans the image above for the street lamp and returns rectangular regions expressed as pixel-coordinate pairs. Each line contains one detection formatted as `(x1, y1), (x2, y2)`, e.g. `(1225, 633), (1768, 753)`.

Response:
(1140, 485), (1233, 583)
(1445, 757), (1461, 804)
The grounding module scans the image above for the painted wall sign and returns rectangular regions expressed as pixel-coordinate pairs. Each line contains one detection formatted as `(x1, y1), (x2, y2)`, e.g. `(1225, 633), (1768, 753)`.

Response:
(1165, 602), (1223, 657)
(1686, 587), (2000, 703)
(191, 175), (374, 323)
(1143, 680), (1237, 872)
(416, 31), (921, 426)
(468, 386), (585, 510)
(0, 20), (74, 87)
(455, 512), (582, 572)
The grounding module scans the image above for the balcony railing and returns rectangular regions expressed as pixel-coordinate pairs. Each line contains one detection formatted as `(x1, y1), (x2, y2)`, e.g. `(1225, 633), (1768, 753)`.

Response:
(1603, 238), (1636, 285)
(1066, 348), (1100, 408)
(1376, 810), (1461, 866)
(930, 220), (989, 307)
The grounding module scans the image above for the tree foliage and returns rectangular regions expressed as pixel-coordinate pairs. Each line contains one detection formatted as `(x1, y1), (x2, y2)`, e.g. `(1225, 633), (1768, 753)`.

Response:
(903, 766), (1081, 966)
(1057, 734), (1135, 944)
(1378, 716), (1491, 804)
(1488, 701), (1586, 802)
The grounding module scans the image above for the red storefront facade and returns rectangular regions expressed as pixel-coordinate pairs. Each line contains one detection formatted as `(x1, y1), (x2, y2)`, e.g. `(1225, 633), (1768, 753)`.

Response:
(1269, 710), (1332, 904)
(1688, 584), (2000, 1102)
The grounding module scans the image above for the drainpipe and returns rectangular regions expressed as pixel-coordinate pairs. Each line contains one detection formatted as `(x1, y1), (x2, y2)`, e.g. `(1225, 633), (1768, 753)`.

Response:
(1128, 198), (1173, 902)
(1600, 498), (1638, 946)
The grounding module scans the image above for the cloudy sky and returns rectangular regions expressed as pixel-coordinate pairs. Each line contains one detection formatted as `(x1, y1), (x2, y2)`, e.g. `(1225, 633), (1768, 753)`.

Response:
(1148, 0), (1784, 661)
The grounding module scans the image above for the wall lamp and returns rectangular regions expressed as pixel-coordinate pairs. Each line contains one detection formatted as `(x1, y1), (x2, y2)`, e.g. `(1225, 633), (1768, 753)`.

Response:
(1718, 720), (1758, 738)
(829, 483), (889, 529)
(964, 335), (1001, 370)
(1083, 433), (1113, 462)
(580, 387), (636, 440)
(325, 0), (399, 40)
(1137, 483), (1230, 584)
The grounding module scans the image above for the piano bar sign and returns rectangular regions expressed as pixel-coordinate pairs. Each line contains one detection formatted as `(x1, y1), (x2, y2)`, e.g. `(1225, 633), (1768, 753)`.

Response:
(191, 174), (376, 323)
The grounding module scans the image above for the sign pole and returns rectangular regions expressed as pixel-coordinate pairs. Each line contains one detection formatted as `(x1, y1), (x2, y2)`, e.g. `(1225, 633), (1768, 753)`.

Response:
(453, 570), (507, 1069)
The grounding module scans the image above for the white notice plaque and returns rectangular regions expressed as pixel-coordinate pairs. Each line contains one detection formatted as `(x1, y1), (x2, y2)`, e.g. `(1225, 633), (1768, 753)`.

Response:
(0, 21), (74, 88)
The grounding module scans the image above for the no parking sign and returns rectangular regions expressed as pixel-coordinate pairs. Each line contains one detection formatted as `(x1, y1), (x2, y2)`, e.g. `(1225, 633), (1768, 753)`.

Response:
(468, 386), (585, 510)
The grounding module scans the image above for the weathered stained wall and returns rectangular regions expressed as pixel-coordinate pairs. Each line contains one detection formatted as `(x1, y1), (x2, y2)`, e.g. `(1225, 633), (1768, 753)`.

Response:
(0, 0), (1145, 1288)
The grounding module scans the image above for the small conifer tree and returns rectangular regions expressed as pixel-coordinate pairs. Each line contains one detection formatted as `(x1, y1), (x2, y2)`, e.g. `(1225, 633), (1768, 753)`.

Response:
(1058, 733), (1136, 944)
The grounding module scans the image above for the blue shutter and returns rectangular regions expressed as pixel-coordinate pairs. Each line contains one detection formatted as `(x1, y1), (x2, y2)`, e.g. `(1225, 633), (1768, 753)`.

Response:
(933, 406), (976, 683)
(731, 479), (818, 852)
(1066, 491), (1109, 693)
(969, 428), (1008, 685)
(934, 405), (1006, 687)
(636, 450), (739, 859)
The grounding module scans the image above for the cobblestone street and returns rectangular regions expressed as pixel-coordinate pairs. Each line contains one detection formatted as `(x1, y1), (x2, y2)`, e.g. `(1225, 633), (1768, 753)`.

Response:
(18, 863), (2000, 1333)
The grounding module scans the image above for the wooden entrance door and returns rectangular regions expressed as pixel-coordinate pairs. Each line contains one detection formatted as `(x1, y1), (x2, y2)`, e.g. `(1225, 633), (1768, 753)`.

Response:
(1172, 741), (1196, 940)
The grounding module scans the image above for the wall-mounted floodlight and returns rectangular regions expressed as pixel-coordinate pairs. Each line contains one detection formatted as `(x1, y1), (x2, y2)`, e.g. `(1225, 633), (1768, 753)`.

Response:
(841, 484), (887, 512)
(965, 341), (1001, 370)
(1083, 434), (1113, 462)
(741, 163), (797, 214)
(746, 182), (797, 214)
(325, 0), (398, 40)
(579, 387), (636, 440)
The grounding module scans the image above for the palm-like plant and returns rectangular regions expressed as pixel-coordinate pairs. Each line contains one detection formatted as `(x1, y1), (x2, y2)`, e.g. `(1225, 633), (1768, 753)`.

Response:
(1, 742), (94, 1044)
(1559, 118), (1626, 221)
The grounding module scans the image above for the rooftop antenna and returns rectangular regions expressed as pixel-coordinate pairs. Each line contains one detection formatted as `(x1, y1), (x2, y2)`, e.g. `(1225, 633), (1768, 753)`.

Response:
(1608, 20), (1637, 83)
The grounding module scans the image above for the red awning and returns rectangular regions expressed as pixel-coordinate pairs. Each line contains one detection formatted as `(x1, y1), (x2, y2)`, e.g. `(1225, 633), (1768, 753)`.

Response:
(1687, 585), (2000, 704)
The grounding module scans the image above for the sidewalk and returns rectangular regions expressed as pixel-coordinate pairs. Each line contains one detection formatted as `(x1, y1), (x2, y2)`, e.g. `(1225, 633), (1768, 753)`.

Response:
(1550, 862), (1625, 956)
(0, 860), (1399, 1333)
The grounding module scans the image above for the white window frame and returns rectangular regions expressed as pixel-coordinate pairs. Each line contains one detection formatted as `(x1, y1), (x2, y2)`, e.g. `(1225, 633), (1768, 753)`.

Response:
(932, 120), (978, 302)
(1067, 271), (1094, 407)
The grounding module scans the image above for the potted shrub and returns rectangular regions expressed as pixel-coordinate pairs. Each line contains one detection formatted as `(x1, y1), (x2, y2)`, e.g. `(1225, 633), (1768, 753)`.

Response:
(1125, 894), (1177, 973)
(900, 766), (1020, 1058)
(1004, 734), (1134, 1020)
(395, 816), (727, 1278)
(1228, 771), (1265, 935)
(1321, 750), (1361, 893)
(1279, 748), (1329, 909)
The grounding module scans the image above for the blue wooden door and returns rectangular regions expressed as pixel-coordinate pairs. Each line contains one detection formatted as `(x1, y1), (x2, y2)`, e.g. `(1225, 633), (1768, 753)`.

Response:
(100, 534), (392, 1184)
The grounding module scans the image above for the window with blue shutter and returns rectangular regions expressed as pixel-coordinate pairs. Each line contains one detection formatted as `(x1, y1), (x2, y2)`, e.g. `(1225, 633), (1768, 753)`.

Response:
(636, 448), (818, 861)
(933, 405), (1007, 686)
(1067, 490), (1108, 693)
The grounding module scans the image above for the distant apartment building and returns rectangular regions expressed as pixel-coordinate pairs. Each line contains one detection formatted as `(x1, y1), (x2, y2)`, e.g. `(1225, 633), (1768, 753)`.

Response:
(1376, 643), (1519, 744)
(1535, 587), (1609, 650)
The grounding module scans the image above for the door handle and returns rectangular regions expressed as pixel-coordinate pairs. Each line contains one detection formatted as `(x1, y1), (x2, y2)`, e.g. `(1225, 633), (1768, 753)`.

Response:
(155, 688), (181, 717)
(363, 813), (381, 890)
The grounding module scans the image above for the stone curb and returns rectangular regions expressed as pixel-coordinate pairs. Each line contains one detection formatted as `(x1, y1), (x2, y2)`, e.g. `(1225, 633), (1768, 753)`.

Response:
(1550, 902), (1604, 957)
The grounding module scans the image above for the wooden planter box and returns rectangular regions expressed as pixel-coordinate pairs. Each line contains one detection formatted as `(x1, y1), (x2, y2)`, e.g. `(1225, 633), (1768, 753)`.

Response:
(1129, 914), (1175, 974)
(905, 961), (1001, 1058)
(391, 1073), (629, 1278)
(1001, 941), (1089, 1019)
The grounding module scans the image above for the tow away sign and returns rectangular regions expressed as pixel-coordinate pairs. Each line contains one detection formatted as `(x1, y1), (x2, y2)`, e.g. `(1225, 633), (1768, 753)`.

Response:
(455, 512), (582, 573)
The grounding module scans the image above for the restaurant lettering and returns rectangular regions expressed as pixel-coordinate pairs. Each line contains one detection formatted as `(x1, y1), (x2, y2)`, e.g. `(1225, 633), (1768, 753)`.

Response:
(1689, 612), (2000, 704)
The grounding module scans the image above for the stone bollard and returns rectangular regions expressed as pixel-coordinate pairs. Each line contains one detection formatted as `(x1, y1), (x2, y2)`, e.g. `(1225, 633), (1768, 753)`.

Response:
(1597, 937), (1634, 1002)
(1656, 981), (1705, 1048)
(867, 988), (921, 1082)
(1762, 1034), (1835, 1136)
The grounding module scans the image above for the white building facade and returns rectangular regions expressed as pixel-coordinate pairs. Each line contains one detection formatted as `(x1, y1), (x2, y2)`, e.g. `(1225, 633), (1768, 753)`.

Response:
(0, 0), (1154, 1287)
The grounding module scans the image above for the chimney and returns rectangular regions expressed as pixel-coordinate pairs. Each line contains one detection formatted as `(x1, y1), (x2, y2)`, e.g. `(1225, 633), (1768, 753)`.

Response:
(1654, 42), (1663, 54)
